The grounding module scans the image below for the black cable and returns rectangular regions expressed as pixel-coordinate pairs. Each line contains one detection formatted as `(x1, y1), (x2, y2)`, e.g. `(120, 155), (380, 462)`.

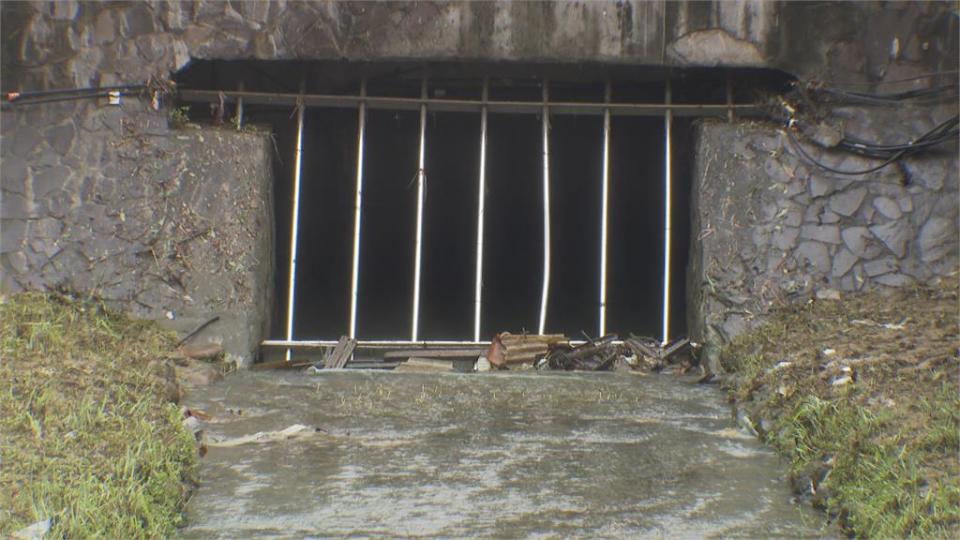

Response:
(787, 129), (907, 176)
(788, 115), (959, 176)
(6, 84), (145, 100)
(817, 69), (960, 88)
(0, 90), (139, 108)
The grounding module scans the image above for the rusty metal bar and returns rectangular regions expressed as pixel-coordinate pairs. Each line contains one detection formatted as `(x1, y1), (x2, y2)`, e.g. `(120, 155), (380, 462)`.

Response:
(262, 338), (612, 348)
(178, 89), (761, 117)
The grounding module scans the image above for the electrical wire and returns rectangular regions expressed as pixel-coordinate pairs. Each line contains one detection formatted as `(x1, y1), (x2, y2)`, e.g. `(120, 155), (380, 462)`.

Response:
(816, 69), (960, 88)
(788, 115), (959, 176)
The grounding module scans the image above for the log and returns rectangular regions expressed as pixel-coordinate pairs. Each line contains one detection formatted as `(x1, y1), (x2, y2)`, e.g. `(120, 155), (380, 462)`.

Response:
(504, 353), (543, 365)
(383, 349), (484, 359)
(394, 358), (453, 373)
(499, 333), (567, 346)
(501, 343), (549, 354)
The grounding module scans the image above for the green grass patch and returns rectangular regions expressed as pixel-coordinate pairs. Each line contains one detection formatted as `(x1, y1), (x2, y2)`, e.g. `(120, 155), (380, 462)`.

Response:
(721, 283), (960, 538)
(0, 292), (197, 538)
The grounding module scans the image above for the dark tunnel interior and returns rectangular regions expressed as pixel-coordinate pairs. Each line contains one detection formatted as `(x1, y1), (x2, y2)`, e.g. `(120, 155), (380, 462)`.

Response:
(173, 61), (795, 344)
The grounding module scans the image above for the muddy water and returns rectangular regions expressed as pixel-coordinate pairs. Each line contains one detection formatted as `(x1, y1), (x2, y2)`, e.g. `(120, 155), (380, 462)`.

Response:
(183, 370), (831, 538)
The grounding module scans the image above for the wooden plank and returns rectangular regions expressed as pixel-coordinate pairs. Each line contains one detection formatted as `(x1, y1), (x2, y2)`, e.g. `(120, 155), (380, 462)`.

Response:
(383, 348), (484, 359)
(325, 336), (357, 369)
(394, 358), (454, 373)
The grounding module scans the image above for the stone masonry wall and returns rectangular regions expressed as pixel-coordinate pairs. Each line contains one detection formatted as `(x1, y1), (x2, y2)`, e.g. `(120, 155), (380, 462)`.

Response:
(689, 107), (959, 373)
(1, 1), (956, 366)
(1, 98), (274, 366)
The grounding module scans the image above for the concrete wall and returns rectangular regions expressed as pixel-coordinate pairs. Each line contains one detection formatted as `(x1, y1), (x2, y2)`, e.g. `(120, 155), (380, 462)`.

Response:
(1, 1), (956, 91)
(689, 107), (958, 373)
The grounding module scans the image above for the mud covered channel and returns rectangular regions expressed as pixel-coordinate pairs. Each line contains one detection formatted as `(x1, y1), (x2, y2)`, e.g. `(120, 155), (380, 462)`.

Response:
(183, 371), (832, 538)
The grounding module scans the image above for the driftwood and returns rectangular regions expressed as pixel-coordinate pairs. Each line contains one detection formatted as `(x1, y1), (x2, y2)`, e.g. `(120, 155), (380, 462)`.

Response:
(625, 335), (692, 371)
(324, 336), (357, 369)
(496, 332), (569, 365)
(383, 349), (484, 359)
(544, 334), (620, 371)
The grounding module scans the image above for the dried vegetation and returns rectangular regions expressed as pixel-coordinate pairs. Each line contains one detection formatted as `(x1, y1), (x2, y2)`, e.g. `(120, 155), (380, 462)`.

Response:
(722, 281), (959, 538)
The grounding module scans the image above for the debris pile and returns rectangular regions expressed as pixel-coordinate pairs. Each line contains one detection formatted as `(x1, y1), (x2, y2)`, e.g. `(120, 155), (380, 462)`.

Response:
(261, 333), (697, 375)
(483, 332), (696, 374)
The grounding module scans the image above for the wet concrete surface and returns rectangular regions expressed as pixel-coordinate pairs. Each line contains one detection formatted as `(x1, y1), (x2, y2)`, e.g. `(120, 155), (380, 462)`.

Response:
(182, 370), (834, 538)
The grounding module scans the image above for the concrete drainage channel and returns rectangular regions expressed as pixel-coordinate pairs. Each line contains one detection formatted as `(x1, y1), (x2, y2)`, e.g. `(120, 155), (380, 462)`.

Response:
(180, 368), (836, 538)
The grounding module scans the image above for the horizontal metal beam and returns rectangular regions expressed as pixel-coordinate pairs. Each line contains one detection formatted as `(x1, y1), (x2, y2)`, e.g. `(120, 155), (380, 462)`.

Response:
(178, 89), (761, 117)
(262, 339), (614, 349)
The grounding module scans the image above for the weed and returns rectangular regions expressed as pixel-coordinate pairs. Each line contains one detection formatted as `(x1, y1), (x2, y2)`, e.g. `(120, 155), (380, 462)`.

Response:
(0, 293), (197, 538)
(721, 283), (960, 538)
(168, 105), (192, 128)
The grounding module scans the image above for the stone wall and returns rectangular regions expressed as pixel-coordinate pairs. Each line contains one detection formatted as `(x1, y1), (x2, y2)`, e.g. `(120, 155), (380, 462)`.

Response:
(1, 1), (957, 365)
(688, 106), (959, 373)
(0, 98), (274, 366)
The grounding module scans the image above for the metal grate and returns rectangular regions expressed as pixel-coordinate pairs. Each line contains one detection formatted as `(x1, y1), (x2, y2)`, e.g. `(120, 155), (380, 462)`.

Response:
(182, 75), (749, 356)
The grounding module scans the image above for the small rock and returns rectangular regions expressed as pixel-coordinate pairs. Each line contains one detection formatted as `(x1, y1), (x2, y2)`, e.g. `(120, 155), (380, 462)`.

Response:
(801, 224), (841, 244)
(918, 217), (955, 264)
(864, 257), (898, 277)
(809, 176), (836, 198)
(12, 519), (51, 540)
(832, 248), (858, 277)
(872, 196), (902, 219)
(772, 226), (800, 251)
(869, 221), (911, 257)
(829, 187), (867, 217)
(842, 226), (877, 258)
(816, 289), (841, 300)
(796, 241), (831, 274)
(475, 356), (491, 372)
(875, 273), (914, 287)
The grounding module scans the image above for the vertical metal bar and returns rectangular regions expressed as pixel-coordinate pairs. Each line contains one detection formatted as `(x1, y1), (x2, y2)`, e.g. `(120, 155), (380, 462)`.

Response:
(473, 78), (489, 342)
(411, 78), (428, 341)
(348, 79), (367, 339)
(284, 84), (306, 361)
(726, 70), (735, 123)
(599, 81), (611, 337)
(661, 79), (673, 345)
(538, 80), (551, 335)
(235, 81), (244, 130)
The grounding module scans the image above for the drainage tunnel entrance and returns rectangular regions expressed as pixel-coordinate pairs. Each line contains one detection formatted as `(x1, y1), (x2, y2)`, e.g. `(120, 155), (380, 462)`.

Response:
(174, 61), (793, 354)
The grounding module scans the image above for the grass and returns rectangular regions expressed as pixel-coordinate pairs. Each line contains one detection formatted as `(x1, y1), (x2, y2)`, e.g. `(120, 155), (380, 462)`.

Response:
(721, 282), (960, 538)
(0, 292), (197, 538)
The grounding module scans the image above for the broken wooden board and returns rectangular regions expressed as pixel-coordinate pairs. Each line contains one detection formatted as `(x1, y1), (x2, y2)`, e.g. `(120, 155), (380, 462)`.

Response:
(383, 349), (484, 359)
(324, 336), (357, 369)
(394, 358), (454, 373)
